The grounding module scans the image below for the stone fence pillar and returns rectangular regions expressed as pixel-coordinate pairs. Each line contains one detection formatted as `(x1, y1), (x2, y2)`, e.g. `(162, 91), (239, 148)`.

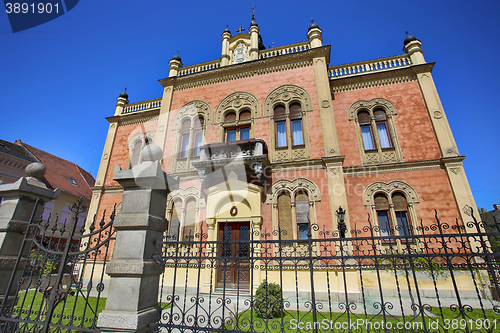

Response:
(97, 145), (178, 333)
(0, 163), (59, 306)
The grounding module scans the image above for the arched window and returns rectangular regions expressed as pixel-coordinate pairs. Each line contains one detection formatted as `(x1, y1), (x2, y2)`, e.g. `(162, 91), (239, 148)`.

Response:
(290, 103), (304, 146)
(392, 192), (410, 236)
(193, 117), (204, 157)
(179, 119), (191, 158)
(274, 103), (304, 149)
(374, 192), (412, 237)
(278, 193), (293, 240)
(130, 139), (143, 168)
(184, 199), (197, 239)
(168, 199), (182, 240)
(224, 109), (251, 142)
(349, 98), (401, 164)
(374, 193), (391, 236)
(358, 111), (374, 150)
(128, 132), (155, 169)
(295, 191), (309, 240)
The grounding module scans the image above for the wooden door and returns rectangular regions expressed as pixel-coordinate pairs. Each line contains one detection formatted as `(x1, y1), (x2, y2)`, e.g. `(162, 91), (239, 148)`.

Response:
(217, 222), (250, 289)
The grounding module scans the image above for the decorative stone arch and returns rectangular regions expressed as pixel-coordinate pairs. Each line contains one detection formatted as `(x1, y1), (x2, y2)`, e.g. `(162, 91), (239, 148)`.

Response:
(128, 131), (155, 150)
(127, 131), (156, 168)
(215, 91), (261, 123)
(348, 98), (397, 121)
(166, 186), (205, 240)
(166, 186), (206, 210)
(267, 178), (321, 204)
(363, 180), (419, 206)
(173, 100), (213, 131)
(263, 84), (313, 117)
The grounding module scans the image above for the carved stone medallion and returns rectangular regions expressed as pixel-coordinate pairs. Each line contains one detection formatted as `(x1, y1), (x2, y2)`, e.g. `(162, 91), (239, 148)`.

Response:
(232, 43), (248, 64)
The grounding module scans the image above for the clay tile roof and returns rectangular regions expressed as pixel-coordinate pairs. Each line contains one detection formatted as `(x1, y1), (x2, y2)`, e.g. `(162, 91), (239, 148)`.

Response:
(0, 139), (38, 162)
(18, 141), (95, 201)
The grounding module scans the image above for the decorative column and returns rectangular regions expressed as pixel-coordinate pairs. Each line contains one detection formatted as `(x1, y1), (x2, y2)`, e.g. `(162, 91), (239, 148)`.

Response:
(0, 163), (59, 306)
(249, 19), (259, 60)
(97, 144), (178, 333)
(221, 26), (231, 66)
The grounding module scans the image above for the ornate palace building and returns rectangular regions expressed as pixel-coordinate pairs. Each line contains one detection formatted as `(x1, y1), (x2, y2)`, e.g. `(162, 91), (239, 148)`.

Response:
(87, 17), (478, 292)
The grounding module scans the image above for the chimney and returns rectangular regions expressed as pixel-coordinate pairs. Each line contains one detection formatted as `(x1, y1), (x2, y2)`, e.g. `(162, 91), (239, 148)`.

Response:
(494, 204), (500, 211)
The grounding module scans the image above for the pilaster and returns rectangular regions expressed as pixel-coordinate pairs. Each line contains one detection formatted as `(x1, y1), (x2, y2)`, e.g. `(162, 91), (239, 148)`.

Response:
(154, 84), (175, 151)
(312, 56), (340, 157)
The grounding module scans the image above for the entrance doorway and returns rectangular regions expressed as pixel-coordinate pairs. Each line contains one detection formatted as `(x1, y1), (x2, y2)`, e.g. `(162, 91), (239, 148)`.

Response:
(217, 222), (250, 290)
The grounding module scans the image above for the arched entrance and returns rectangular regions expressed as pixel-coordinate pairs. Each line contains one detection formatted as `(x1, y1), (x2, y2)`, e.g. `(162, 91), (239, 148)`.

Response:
(203, 172), (263, 293)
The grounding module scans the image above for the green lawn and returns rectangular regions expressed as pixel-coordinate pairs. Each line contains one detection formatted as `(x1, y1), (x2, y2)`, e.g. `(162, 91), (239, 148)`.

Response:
(225, 307), (500, 332)
(11, 290), (170, 332)
(13, 289), (106, 330)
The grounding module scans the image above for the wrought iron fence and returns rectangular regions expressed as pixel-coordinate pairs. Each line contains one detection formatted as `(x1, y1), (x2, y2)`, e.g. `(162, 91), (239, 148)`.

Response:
(152, 212), (500, 332)
(0, 198), (115, 333)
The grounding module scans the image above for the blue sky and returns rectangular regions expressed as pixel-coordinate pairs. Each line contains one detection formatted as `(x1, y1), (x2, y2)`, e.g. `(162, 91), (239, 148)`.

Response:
(1, 0), (499, 210)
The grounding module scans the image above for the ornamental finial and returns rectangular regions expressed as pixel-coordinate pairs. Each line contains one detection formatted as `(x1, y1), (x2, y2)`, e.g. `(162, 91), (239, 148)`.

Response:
(251, 5), (256, 19)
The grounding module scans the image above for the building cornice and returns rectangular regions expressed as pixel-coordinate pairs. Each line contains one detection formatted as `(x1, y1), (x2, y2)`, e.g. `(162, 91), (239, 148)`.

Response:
(343, 156), (465, 176)
(159, 46), (331, 91)
(106, 109), (160, 127)
(330, 63), (434, 93)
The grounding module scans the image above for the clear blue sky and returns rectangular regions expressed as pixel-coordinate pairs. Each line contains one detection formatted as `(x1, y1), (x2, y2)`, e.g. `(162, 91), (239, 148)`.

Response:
(1, 0), (499, 211)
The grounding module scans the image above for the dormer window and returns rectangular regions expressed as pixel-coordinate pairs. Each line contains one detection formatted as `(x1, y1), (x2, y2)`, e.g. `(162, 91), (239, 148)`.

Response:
(68, 177), (77, 186)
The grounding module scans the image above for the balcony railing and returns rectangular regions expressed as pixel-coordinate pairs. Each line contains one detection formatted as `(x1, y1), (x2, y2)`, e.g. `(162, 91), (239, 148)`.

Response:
(192, 139), (269, 186)
(328, 54), (412, 78)
(178, 59), (221, 76)
(259, 41), (311, 59)
(123, 98), (162, 114)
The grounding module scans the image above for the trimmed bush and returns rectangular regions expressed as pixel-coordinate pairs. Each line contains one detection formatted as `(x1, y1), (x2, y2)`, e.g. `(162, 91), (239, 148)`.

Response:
(254, 279), (282, 319)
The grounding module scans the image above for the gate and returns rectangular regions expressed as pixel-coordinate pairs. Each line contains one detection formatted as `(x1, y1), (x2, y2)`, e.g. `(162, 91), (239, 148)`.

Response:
(0, 197), (115, 333)
(152, 213), (500, 332)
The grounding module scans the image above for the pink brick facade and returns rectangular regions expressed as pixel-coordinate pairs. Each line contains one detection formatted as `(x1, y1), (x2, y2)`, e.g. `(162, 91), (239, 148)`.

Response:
(89, 26), (475, 243)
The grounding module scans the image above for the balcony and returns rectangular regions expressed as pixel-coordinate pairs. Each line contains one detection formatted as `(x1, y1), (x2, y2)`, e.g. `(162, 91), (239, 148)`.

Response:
(192, 139), (269, 187)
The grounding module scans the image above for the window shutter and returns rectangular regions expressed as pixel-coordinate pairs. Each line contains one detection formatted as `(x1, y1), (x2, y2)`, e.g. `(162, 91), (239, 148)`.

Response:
(274, 105), (286, 121)
(295, 192), (309, 224)
(289, 103), (302, 120)
(392, 192), (408, 211)
(225, 112), (236, 123)
(357, 111), (371, 125)
(374, 194), (389, 211)
(374, 109), (387, 121)
(239, 110), (251, 120)
(278, 194), (293, 240)
(183, 199), (197, 239)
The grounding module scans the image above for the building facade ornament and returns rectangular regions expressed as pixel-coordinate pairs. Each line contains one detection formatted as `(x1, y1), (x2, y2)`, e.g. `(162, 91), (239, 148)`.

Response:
(267, 178), (321, 204)
(363, 180), (419, 206)
(263, 84), (313, 117)
(173, 100), (213, 130)
(215, 91), (261, 123)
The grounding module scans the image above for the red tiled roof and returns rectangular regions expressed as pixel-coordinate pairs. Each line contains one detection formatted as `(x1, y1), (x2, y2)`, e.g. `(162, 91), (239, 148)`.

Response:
(18, 141), (95, 201)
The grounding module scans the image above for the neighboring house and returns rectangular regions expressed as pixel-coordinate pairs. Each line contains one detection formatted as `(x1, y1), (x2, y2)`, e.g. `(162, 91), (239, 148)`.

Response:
(0, 139), (38, 184)
(0, 139), (94, 228)
(89, 19), (479, 293)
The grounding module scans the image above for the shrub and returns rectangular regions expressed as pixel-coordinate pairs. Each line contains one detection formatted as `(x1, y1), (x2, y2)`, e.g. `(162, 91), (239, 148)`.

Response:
(254, 279), (282, 319)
